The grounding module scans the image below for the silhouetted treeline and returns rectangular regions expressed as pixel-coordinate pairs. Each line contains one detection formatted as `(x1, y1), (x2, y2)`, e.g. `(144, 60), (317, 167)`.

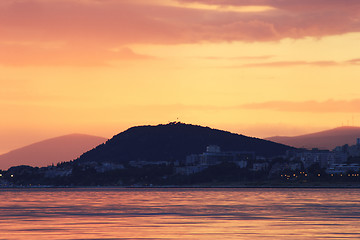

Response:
(1, 160), (360, 187)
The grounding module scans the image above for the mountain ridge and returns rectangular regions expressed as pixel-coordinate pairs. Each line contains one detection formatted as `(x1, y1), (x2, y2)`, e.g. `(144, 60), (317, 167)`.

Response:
(76, 122), (294, 164)
(266, 126), (360, 150)
(0, 134), (107, 170)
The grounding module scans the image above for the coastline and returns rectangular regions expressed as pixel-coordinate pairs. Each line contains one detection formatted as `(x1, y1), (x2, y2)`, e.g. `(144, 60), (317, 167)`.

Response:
(2, 182), (360, 189)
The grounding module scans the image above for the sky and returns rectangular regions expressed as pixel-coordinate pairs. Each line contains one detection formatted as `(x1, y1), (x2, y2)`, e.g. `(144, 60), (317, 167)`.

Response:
(1, 0), (360, 153)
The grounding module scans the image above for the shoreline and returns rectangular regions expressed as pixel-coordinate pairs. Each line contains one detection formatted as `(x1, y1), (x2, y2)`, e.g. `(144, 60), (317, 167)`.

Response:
(2, 183), (360, 189)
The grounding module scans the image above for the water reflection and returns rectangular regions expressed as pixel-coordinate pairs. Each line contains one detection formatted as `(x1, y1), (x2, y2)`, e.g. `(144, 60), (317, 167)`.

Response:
(0, 188), (359, 239)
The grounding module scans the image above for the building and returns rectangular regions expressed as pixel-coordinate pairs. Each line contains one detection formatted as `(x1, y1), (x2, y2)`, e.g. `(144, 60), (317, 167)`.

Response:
(296, 149), (347, 169)
(252, 162), (269, 171)
(175, 165), (207, 175)
(175, 146), (254, 175)
(199, 146), (254, 167)
(129, 161), (170, 168)
(326, 164), (360, 175)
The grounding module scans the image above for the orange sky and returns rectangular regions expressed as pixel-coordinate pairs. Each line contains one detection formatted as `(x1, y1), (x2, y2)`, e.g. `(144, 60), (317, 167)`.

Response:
(1, 0), (360, 153)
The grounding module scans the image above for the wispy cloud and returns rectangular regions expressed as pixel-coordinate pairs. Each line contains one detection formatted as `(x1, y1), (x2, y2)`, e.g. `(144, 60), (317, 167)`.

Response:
(197, 55), (274, 60)
(217, 59), (360, 68)
(346, 58), (360, 64)
(241, 99), (360, 113)
(242, 60), (339, 67)
(177, 0), (360, 12)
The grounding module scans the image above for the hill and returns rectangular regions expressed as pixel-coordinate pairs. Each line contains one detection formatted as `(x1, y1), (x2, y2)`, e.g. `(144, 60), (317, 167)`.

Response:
(76, 122), (293, 164)
(0, 134), (107, 170)
(266, 126), (360, 150)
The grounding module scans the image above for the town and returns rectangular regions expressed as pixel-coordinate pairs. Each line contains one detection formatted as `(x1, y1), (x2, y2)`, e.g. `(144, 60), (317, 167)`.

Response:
(169, 139), (360, 182)
(1, 137), (360, 187)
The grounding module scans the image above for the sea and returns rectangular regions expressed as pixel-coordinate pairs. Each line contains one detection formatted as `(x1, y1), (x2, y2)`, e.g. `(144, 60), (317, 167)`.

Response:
(0, 188), (359, 240)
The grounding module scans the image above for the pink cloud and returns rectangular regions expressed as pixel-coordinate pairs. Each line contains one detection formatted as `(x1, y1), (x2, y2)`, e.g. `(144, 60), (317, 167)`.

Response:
(1, 0), (359, 44)
(0, 0), (359, 65)
(0, 1), (184, 45)
(346, 58), (360, 64)
(177, 0), (360, 40)
(177, 0), (360, 12)
(241, 99), (360, 113)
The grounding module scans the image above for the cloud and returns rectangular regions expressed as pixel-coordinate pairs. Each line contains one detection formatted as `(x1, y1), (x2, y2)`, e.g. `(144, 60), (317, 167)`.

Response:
(346, 58), (360, 64)
(197, 55), (274, 60)
(216, 59), (360, 68)
(176, 0), (360, 39)
(241, 99), (360, 113)
(177, 0), (360, 11)
(242, 60), (339, 67)
(1, 0), (359, 65)
(0, 0), (359, 45)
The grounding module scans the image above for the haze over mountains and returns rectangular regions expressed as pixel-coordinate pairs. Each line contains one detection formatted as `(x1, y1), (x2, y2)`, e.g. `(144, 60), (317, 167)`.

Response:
(0, 134), (107, 170)
(266, 126), (360, 150)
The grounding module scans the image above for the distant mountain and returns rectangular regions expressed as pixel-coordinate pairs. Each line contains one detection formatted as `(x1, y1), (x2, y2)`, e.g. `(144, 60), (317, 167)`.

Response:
(0, 134), (107, 170)
(266, 126), (360, 150)
(76, 122), (293, 164)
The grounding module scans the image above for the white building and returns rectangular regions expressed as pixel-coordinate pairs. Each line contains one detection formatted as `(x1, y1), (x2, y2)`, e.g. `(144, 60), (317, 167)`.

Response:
(175, 146), (255, 175)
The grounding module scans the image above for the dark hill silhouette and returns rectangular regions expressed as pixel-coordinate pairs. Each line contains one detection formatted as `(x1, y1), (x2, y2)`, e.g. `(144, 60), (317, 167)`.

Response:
(76, 122), (293, 164)
(0, 134), (107, 170)
(266, 126), (360, 150)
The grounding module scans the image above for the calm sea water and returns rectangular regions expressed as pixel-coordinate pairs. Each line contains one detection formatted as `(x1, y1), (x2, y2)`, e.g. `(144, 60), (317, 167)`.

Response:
(0, 188), (359, 240)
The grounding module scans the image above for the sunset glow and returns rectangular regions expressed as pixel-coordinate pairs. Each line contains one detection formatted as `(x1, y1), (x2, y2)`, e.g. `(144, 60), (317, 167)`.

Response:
(1, 0), (360, 153)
